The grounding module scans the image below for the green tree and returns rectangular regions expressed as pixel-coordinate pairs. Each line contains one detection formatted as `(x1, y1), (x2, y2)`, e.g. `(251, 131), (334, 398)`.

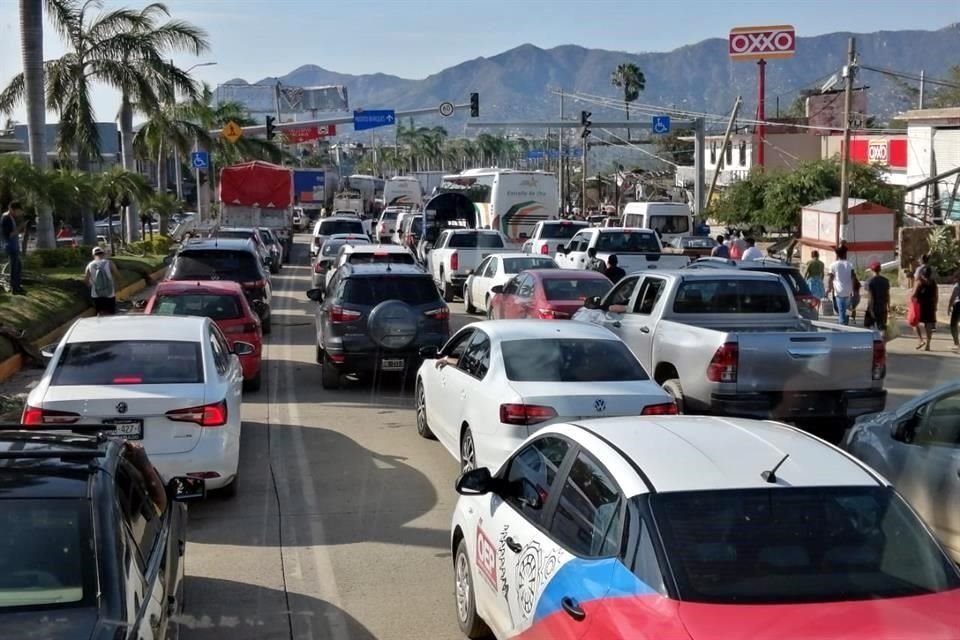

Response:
(610, 62), (646, 128)
(140, 191), (180, 239)
(93, 166), (152, 249)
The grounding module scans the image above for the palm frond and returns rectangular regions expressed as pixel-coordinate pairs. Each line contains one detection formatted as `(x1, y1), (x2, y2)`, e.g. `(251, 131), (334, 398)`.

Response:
(44, 0), (80, 42)
(0, 73), (26, 115)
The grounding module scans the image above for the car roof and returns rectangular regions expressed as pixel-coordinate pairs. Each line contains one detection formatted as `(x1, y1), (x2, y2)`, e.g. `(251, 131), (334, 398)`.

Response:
(179, 238), (256, 253)
(447, 228), (500, 234)
(550, 417), (883, 495)
(0, 433), (117, 498)
(342, 263), (427, 277)
(596, 227), (656, 233)
(530, 268), (608, 280)
(466, 319), (620, 342)
(67, 315), (209, 343)
(642, 268), (784, 281)
(153, 280), (244, 296)
(345, 244), (408, 254)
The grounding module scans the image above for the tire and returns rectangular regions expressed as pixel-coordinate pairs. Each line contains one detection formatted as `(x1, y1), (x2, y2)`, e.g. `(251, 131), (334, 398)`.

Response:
(243, 370), (262, 392)
(454, 538), (492, 639)
(460, 427), (477, 472)
(262, 316), (272, 336)
(415, 378), (436, 440)
(442, 274), (456, 303)
(315, 343), (323, 364)
(321, 355), (341, 390)
(662, 379), (685, 414)
(464, 287), (477, 314)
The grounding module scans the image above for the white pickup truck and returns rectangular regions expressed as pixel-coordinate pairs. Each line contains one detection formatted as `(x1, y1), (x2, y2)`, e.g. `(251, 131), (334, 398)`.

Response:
(427, 228), (510, 302)
(556, 227), (690, 272)
(521, 219), (589, 256)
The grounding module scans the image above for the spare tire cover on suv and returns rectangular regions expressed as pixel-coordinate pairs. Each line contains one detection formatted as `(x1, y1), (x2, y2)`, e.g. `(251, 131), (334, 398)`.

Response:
(367, 300), (418, 350)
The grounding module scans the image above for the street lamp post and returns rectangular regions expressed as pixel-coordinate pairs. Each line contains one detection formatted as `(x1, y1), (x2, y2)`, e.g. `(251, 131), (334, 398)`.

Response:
(185, 62), (217, 222)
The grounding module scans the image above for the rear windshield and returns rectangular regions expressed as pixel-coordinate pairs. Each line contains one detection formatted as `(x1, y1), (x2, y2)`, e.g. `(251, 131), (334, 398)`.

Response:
(215, 230), (254, 241)
(651, 486), (960, 605)
(673, 279), (792, 314)
(52, 341), (204, 385)
(649, 214), (690, 234)
(540, 223), (585, 239)
(342, 276), (440, 306)
(322, 239), (368, 257)
(448, 233), (505, 249)
(595, 232), (660, 253)
(543, 277), (611, 301)
(320, 220), (364, 235)
(502, 257), (558, 273)
(0, 499), (95, 610)
(347, 252), (416, 266)
(171, 250), (262, 281)
(747, 267), (812, 296)
(681, 237), (717, 249)
(380, 210), (400, 221)
(502, 338), (649, 382)
(152, 294), (242, 321)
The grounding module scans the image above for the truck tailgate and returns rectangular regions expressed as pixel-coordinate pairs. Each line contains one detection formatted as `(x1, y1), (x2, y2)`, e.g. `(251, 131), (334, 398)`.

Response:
(610, 253), (690, 271)
(736, 332), (876, 392)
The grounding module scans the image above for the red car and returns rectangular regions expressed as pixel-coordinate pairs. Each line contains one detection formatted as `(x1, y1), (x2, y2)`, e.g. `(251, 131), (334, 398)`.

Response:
(144, 280), (263, 390)
(488, 269), (613, 320)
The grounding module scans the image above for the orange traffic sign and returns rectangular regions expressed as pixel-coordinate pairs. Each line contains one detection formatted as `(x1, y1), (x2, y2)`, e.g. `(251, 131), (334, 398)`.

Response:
(222, 121), (243, 143)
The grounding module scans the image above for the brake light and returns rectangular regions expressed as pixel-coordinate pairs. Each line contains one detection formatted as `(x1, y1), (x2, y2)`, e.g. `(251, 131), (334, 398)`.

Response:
(22, 406), (80, 426)
(314, 262), (326, 274)
(330, 306), (362, 323)
(424, 307), (449, 321)
(540, 243), (550, 255)
(872, 339), (886, 380)
(707, 342), (738, 383)
(450, 251), (459, 271)
(112, 376), (143, 384)
(642, 402), (679, 415)
(165, 400), (227, 427)
(242, 280), (266, 290)
(799, 294), (820, 310)
(499, 403), (558, 426)
(537, 308), (570, 320)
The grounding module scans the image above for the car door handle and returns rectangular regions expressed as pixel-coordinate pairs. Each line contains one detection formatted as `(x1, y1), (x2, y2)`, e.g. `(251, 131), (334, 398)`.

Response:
(561, 596), (586, 621)
(505, 536), (522, 553)
(640, 326), (650, 333)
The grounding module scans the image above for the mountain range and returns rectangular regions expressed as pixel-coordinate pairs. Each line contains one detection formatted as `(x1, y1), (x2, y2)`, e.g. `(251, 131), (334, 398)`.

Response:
(218, 24), (960, 133)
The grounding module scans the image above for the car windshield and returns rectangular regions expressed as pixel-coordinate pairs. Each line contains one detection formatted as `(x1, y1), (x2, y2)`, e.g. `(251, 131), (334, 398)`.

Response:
(322, 240), (361, 257)
(347, 252), (415, 266)
(542, 277), (611, 301)
(648, 214), (690, 234)
(650, 486), (960, 605)
(380, 210), (400, 221)
(595, 231), (660, 253)
(258, 230), (276, 245)
(52, 340), (204, 385)
(502, 257), (557, 273)
(342, 276), (440, 306)
(673, 278), (792, 313)
(152, 294), (243, 320)
(320, 220), (364, 235)
(216, 230), (255, 241)
(540, 223), (585, 239)
(501, 338), (649, 382)
(0, 499), (96, 610)
(171, 250), (262, 282)
(448, 233), (505, 249)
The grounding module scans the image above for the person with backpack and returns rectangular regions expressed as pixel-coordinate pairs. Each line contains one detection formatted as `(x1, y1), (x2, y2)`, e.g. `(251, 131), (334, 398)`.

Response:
(84, 247), (120, 315)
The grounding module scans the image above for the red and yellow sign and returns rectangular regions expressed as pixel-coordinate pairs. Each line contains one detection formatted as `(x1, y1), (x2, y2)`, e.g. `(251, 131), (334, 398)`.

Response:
(728, 25), (796, 60)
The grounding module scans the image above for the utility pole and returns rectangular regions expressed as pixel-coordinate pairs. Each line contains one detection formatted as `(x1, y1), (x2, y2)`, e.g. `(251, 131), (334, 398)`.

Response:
(694, 117), (706, 217)
(919, 70), (925, 109)
(581, 137), (588, 214)
(838, 37), (856, 241)
(707, 97), (743, 206)
(558, 89), (564, 211)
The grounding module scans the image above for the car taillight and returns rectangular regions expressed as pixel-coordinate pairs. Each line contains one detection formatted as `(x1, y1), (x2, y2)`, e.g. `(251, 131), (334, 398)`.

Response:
(799, 294), (820, 310)
(330, 306), (362, 323)
(642, 402), (679, 416)
(165, 400), (227, 427)
(22, 406), (80, 426)
(537, 308), (570, 320)
(242, 280), (266, 290)
(450, 251), (459, 271)
(540, 243), (550, 255)
(872, 339), (886, 380)
(707, 342), (738, 383)
(424, 307), (449, 321)
(314, 262), (326, 274)
(499, 403), (558, 426)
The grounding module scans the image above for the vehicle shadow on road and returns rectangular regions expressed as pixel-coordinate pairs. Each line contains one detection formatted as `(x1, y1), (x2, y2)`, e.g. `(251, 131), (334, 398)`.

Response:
(178, 576), (378, 640)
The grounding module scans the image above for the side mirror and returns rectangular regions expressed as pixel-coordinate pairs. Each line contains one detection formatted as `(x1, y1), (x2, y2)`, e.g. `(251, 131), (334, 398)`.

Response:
(306, 288), (324, 302)
(39, 343), (57, 360)
(892, 414), (920, 443)
(455, 467), (494, 496)
(419, 345), (439, 359)
(233, 341), (256, 356)
(584, 296), (602, 310)
(490, 285), (504, 295)
(167, 476), (206, 502)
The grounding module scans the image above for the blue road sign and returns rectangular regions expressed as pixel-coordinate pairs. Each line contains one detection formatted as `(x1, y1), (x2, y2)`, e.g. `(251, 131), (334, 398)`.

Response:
(652, 115), (671, 135)
(353, 110), (396, 131)
(190, 151), (209, 169)
(526, 149), (545, 159)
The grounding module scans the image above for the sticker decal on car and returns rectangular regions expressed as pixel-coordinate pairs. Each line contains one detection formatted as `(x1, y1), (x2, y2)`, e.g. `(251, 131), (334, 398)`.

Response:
(476, 522), (497, 590)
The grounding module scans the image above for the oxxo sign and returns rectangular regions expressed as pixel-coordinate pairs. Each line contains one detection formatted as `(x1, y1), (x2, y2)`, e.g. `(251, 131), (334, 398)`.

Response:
(868, 141), (889, 164)
(728, 25), (797, 60)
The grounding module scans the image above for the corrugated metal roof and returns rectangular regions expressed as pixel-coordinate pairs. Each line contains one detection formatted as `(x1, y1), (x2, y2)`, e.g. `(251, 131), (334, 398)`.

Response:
(804, 197), (868, 213)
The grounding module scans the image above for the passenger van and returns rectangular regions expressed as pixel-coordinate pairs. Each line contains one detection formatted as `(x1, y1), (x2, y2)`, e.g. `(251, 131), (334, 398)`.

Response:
(621, 202), (693, 244)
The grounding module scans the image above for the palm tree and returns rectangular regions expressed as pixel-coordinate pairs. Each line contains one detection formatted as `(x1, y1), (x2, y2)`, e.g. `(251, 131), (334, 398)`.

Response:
(46, 167), (97, 233)
(94, 166), (152, 252)
(610, 62), (646, 139)
(140, 192), (180, 240)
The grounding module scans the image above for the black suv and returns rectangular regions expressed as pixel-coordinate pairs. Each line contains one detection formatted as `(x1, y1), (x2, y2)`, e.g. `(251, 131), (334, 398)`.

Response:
(0, 428), (201, 639)
(167, 238), (274, 333)
(307, 263), (450, 389)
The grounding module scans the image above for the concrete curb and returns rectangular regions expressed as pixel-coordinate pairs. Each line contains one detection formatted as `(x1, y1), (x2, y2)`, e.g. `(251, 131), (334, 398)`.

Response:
(0, 265), (166, 384)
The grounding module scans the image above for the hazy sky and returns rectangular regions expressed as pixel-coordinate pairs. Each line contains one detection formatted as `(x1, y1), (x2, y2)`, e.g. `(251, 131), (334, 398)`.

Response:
(0, 0), (955, 122)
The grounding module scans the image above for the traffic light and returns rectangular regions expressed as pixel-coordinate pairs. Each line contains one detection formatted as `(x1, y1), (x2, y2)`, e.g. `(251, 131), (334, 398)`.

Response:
(265, 115), (276, 141)
(470, 93), (479, 118)
(580, 111), (592, 138)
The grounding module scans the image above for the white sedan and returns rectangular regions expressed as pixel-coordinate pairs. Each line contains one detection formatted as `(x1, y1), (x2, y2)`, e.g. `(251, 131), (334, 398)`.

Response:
(23, 315), (245, 496)
(463, 253), (559, 314)
(415, 320), (675, 471)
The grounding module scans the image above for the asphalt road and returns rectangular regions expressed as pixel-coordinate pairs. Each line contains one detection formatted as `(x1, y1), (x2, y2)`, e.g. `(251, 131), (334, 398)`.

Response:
(156, 236), (960, 639)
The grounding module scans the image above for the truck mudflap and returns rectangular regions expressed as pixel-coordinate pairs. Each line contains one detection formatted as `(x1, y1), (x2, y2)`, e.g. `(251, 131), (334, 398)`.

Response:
(709, 389), (887, 421)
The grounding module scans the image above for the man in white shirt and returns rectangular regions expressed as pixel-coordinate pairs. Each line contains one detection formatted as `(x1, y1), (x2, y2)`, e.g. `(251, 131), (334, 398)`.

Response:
(740, 237), (764, 261)
(84, 247), (120, 315)
(827, 245), (855, 325)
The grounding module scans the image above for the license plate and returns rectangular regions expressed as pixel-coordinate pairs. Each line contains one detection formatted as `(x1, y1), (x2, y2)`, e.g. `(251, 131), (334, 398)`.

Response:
(102, 419), (143, 440)
(381, 358), (405, 371)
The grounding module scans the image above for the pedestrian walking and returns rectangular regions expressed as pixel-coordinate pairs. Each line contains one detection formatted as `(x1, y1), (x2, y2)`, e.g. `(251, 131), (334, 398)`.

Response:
(804, 250), (826, 300)
(949, 273), (960, 353)
(729, 233), (746, 260)
(827, 245), (856, 325)
(863, 261), (890, 331)
(710, 235), (729, 258)
(586, 247), (605, 272)
(85, 247), (120, 316)
(913, 265), (938, 351)
(914, 254), (934, 282)
(740, 237), (764, 261)
(1, 201), (25, 295)
(604, 254), (626, 284)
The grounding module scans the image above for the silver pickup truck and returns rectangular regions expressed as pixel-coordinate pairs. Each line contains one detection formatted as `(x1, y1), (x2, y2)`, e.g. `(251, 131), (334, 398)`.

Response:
(573, 269), (887, 436)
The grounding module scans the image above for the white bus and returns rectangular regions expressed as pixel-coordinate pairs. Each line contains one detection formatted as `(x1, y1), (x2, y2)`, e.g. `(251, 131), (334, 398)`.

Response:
(383, 176), (423, 208)
(438, 169), (559, 242)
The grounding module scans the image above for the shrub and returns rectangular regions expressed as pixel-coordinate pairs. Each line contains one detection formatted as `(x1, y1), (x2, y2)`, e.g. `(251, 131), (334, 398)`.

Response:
(928, 226), (960, 279)
(26, 247), (89, 269)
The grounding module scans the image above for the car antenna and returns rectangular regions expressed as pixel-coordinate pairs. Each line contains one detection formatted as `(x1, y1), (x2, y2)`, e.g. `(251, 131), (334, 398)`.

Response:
(761, 453), (789, 484)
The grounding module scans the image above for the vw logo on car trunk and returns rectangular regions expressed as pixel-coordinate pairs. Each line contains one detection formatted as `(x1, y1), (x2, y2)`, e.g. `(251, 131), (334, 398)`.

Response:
(116, 402), (128, 414)
(594, 399), (606, 413)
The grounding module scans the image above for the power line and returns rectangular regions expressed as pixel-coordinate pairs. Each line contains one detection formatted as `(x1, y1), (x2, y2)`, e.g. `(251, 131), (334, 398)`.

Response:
(858, 64), (960, 91)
